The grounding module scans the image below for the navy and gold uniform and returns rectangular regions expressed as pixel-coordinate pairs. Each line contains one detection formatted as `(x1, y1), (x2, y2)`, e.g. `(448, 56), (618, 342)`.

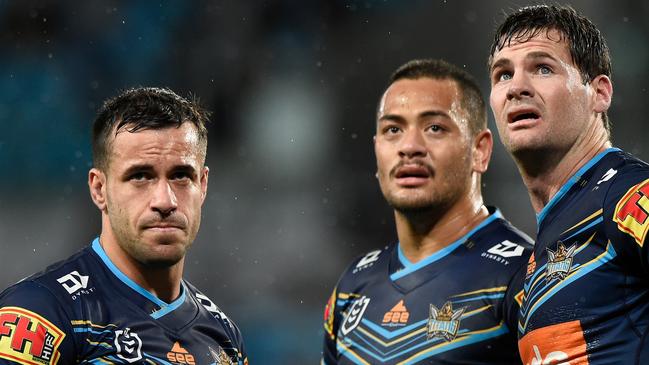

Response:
(323, 209), (533, 364)
(0, 238), (247, 365)
(518, 148), (649, 364)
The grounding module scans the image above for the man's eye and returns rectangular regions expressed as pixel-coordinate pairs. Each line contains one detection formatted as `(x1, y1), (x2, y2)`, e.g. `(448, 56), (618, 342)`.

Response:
(385, 126), (401, 134)
(130, 172), (148, 181)
(429, 125), (442, 132)
(538, 65), (552, 75)
(172, 172), (192, 180)
(498, 71), (512, 81)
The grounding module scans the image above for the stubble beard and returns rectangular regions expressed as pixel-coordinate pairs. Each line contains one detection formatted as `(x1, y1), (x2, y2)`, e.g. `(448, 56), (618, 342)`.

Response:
(107, 205), (195, 269)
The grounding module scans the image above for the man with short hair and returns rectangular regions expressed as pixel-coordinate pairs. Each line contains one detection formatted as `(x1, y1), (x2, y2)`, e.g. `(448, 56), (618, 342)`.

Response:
(488, 5), (649, 363)
(0, 87), (248, 365)
(323, 59), (532, 364)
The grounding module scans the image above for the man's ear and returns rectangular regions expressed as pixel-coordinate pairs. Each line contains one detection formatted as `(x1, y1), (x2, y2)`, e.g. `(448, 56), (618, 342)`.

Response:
(472, 129), (493, 174)
(591, 74), (612, 114)
(88, 168), (108, 211)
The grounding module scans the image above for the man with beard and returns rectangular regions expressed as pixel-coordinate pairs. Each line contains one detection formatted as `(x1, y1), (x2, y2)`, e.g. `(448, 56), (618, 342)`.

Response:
(0, 87), (247, 365)
(488, 5), (649, 364)
(322, 59), (532, 364)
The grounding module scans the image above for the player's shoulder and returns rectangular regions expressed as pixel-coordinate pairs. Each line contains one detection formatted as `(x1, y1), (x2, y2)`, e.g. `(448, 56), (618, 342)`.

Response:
(599, 150), (649, 210)
(336, 245), (392, 287)
(472, 208), (533, 266)
(597, 150), (649, 246)
(1, 246), (92, 307)
(183, 281), (241, 329)
(182, 280), (246, 351)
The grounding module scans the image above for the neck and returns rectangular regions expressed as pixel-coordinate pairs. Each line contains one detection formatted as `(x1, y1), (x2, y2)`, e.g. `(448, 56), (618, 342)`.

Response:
(99, 227), (183, 303)
(513, 123), (611, 213)
(395, 192), (489, 264)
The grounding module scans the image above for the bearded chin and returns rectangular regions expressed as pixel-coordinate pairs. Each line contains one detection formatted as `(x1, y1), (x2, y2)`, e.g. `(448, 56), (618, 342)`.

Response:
(385, 192), (442, 214)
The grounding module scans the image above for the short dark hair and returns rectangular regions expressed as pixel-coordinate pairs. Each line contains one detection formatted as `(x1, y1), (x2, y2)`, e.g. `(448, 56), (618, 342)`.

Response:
(386, 59), (487, 136)
(488, 5), (611, 131)
(92, 87), (210, 170)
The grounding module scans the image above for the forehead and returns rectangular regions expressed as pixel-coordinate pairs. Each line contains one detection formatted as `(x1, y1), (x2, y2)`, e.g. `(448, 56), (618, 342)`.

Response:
(379, 78), (460, 114)
(108, 123), (204, 169)
(492, 29), (573, 64)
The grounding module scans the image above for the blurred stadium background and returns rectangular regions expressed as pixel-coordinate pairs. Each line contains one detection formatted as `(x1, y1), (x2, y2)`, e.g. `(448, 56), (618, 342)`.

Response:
(0, 0), (647, 363)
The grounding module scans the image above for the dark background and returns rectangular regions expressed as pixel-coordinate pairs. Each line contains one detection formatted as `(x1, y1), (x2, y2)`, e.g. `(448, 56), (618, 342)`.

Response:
(1, 1), (647, 363)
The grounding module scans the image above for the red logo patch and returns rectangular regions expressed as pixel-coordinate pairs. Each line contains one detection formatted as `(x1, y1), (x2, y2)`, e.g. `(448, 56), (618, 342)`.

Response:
(614, 178), (649, 247)
(0, 307), (65, 365)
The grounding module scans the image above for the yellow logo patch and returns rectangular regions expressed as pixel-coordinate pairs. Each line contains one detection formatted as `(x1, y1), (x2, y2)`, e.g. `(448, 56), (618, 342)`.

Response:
(614, 178), (649, 247)
(0, 307), (65, 365)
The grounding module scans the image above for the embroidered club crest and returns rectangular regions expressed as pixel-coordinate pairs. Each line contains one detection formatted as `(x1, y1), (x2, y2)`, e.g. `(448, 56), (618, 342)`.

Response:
(427, 301), (465, 341)
(546, 241), (577, 282)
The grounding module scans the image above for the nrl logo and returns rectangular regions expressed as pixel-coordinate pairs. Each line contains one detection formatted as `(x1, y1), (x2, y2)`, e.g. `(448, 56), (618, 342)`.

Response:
(427, 301), (465, 342)
(546, 241), (577, 282)
(340, 296), (370, 335)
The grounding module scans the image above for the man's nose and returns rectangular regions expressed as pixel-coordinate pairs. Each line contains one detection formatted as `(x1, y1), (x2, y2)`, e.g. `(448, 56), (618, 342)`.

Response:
(150, 180), (178, 216)
(398, 129), (427, 158)
(506, 72), (535, 100)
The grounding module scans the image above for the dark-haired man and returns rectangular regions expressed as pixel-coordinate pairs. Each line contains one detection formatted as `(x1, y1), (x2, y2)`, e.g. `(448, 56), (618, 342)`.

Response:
(488, 5), (649, 364)
(322, 59), (532, 364)
(0, 88), (248, 365)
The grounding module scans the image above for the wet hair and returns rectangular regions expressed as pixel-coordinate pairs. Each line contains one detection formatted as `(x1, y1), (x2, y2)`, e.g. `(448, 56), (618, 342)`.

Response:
(92, 87), (210, 170)
(488, 4), (611, 131)
(387, 58), (487, 136)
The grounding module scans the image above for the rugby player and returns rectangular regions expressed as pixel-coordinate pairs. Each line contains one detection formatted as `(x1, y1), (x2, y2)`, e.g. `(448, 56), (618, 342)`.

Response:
(488, 5), (649, 363)
(0, 87), (247, 365)
(323, 59), (533, 364)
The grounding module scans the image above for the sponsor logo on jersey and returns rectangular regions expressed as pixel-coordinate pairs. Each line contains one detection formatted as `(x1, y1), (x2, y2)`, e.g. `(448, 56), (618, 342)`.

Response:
(196, 293), (236, 331)
(597, 168), (617, 185)
(526, 254), (537, 279)
(340, 296), (370, 335)
(482, 240), (525, 265)
(518, 321), (589, 365)
(353, 250), (381, 274)
(323, 289), (336, 339)
(56, 271), (94, 299)
(546, 241), (577, 282)
(614, 178), (649, 247)
(381, 300), (409, 327)
(0, 307), (66, 365)
(427, 301), (465, 341)
(167, 342), (195, 365)
(208, 346), (234, 365)
(114, 328), (142, 363)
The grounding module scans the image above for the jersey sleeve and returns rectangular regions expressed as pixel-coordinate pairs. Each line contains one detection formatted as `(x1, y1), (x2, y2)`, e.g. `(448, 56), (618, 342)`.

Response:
(0, 281), (76, 365)
(604, 172), (649, 270)
(502, 257), (528, 336)
(322, 286), (338, 365)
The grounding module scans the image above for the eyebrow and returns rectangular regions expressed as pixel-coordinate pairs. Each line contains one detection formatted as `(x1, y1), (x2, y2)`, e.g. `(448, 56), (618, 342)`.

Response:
(121, 163), (198, 177)
(491, 51), (559, 73)
(378, 110), (449, 123)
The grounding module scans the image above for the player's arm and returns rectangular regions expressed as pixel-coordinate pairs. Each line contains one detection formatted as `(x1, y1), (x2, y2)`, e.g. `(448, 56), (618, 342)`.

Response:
(0, 281), (76, 365)
(322, 287), (338, 365)
(606, 175), (649, 266)
(502, 260), (528, 337)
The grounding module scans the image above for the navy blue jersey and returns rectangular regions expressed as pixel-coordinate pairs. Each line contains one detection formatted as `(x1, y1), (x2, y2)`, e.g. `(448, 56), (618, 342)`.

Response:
(0, 238), (247, 365)
(518, 148), (649, 364)
(323, 209), (533, 364)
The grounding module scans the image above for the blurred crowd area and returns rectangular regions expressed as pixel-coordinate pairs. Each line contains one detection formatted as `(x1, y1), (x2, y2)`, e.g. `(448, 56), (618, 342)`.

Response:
(0, 0), (647, 363)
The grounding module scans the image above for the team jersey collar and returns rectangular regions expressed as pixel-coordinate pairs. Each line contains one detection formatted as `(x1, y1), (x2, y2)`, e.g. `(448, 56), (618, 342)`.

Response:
(91, 237), (187, 319)
(536, 147), (620, 227)
(391, 208), (504, 281)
